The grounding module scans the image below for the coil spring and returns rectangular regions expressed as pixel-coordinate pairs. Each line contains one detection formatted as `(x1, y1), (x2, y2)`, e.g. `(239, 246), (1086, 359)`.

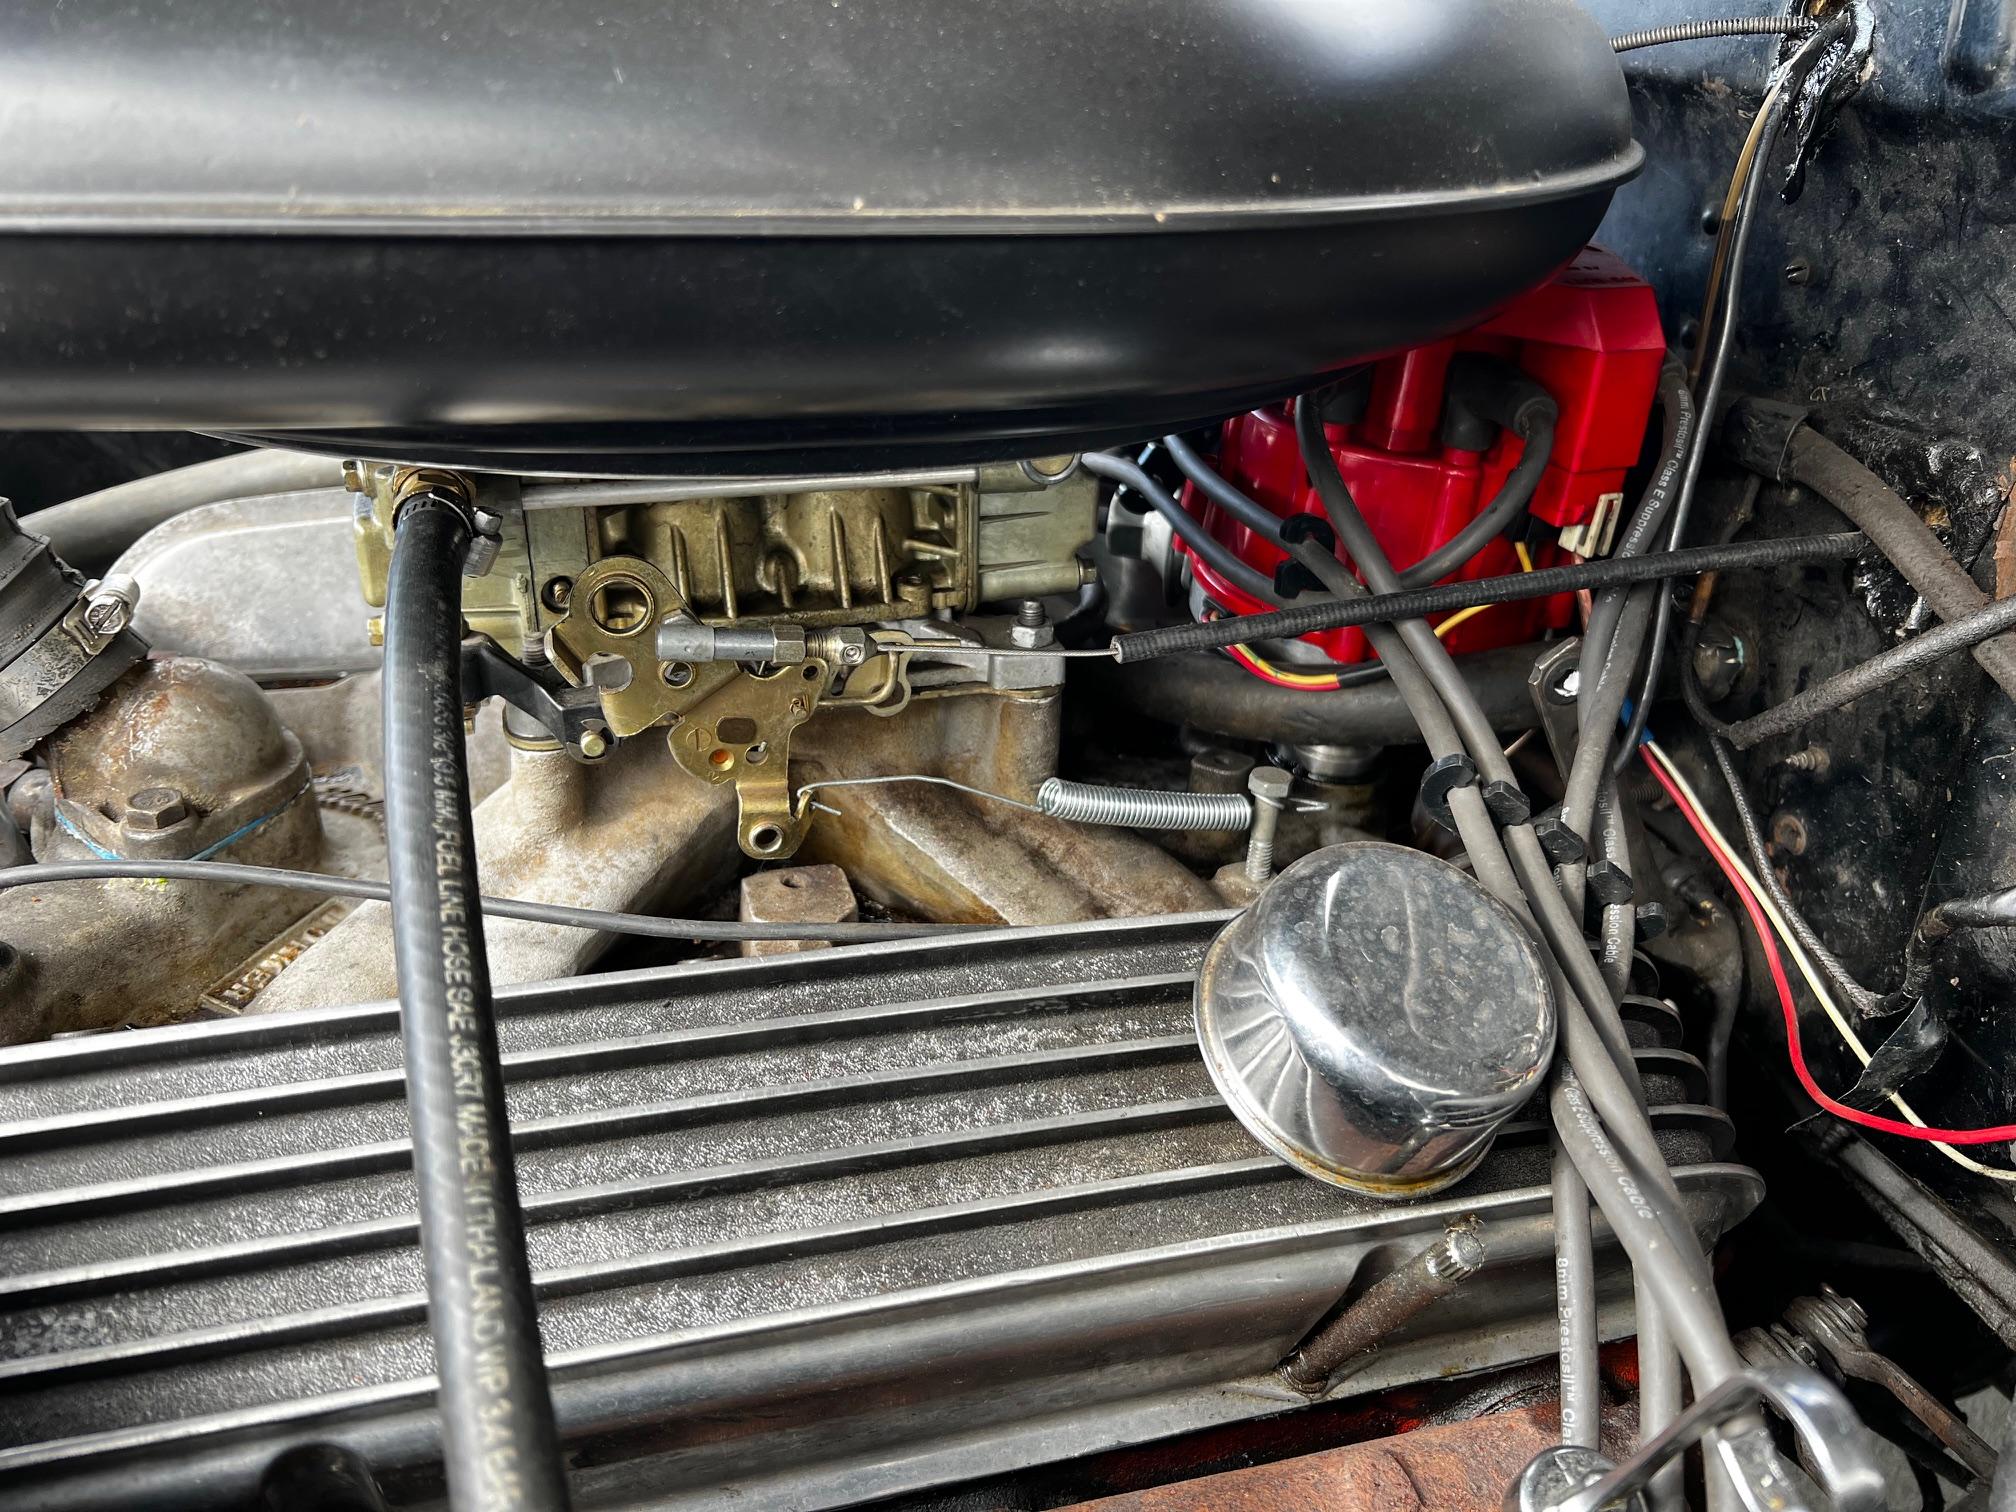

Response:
(1035, 778), (1252, 831)
(1611, 17), (1817, 53)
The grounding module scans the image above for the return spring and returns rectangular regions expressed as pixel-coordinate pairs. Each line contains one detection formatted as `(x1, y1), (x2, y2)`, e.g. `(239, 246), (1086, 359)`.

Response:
(1036, 779), (1251, 831)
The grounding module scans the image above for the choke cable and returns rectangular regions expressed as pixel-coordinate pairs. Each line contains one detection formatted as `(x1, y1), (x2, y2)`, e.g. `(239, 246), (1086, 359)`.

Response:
(383, 494), (569, 1512)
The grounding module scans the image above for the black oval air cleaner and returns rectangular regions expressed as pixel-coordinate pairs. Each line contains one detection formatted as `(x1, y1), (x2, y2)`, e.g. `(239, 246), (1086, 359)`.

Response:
(0, 0), (1640, 474)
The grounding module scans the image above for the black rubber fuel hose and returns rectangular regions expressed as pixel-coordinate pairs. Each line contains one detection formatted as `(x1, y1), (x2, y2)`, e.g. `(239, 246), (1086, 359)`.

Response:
(383, 495), (570, 1511)
(1109, 532), (1866, 664)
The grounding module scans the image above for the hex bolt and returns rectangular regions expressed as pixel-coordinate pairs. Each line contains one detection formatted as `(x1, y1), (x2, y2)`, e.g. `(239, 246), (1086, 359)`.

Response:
(1009, 600), (1054, 650)
(1244, 766), (1293, 884)
(124, 786), (189, 832)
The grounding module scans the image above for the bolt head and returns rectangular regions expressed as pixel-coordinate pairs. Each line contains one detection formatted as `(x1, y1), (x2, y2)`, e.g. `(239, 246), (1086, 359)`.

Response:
(82, 599), (125, 634)
(1247, 766), (1293, 801)
(123, 786), (189, 831)
(1770, 811), (1809, 857)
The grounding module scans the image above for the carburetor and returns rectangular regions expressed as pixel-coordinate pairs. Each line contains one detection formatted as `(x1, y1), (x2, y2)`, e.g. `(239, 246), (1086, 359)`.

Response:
(349, 461), (1097, 857)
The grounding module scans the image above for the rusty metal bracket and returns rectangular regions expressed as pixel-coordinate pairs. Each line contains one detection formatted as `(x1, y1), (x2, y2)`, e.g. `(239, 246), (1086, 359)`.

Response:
(1780, 1287), (1998, 1482)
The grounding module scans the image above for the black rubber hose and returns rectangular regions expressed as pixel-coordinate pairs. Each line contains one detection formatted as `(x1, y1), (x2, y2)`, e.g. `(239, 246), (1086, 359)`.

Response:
(1078, 642), (1548, 744)
(1397, 413), (1554, 589)
(1782, 427), (2016, 703)
(1926, 887), (2016, 936)
(383, 496), (569, 1512)
(1109, 533), (1865, 664)
(1726, 593), (2016, 750)
(1079, 450), (1281, 606)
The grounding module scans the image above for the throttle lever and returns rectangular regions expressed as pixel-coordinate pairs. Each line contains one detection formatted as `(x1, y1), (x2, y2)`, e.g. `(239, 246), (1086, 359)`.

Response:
(1503, 1365), (1885, 1512)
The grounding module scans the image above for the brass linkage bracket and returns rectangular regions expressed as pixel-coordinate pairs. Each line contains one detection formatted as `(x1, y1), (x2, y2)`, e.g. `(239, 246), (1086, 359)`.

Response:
(665, 657), (831, 858)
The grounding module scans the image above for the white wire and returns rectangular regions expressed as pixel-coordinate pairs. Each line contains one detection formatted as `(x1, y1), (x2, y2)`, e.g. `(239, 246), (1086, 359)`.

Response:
(1644, 738), (2016, 1183)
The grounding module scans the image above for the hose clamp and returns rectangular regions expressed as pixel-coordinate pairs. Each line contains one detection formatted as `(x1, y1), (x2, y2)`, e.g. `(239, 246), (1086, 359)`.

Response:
(389, 468), (502, 576)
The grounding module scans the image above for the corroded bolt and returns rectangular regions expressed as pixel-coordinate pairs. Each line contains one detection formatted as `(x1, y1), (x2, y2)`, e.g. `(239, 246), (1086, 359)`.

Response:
(1016, 599), (1046, 629)
(1770, 811), (1809, 857)
(1781, 745), (1831, 775)
(1244, 766), (1293, 884)
(124, 786), (189, 831)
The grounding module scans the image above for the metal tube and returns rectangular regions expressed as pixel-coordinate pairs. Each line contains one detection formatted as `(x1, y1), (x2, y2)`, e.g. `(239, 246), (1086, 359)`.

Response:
(520, 466), (979, 509)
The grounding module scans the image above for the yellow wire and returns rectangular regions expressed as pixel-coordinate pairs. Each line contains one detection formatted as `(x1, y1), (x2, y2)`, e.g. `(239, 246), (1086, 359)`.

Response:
(1644, 739), (2016, 1184)
(1232, 644), (1341, 687)
(1227, 535), (1537, 673)
(1435, 541), (1536, 639)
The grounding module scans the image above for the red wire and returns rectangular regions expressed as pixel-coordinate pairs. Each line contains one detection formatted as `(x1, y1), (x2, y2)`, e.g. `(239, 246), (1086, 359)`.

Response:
(1642, 748), (2016, 1146)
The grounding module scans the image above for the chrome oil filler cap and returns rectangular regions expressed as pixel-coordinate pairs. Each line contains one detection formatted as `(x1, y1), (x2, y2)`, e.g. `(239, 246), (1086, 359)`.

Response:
(1196, 842), (1555, 1199)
